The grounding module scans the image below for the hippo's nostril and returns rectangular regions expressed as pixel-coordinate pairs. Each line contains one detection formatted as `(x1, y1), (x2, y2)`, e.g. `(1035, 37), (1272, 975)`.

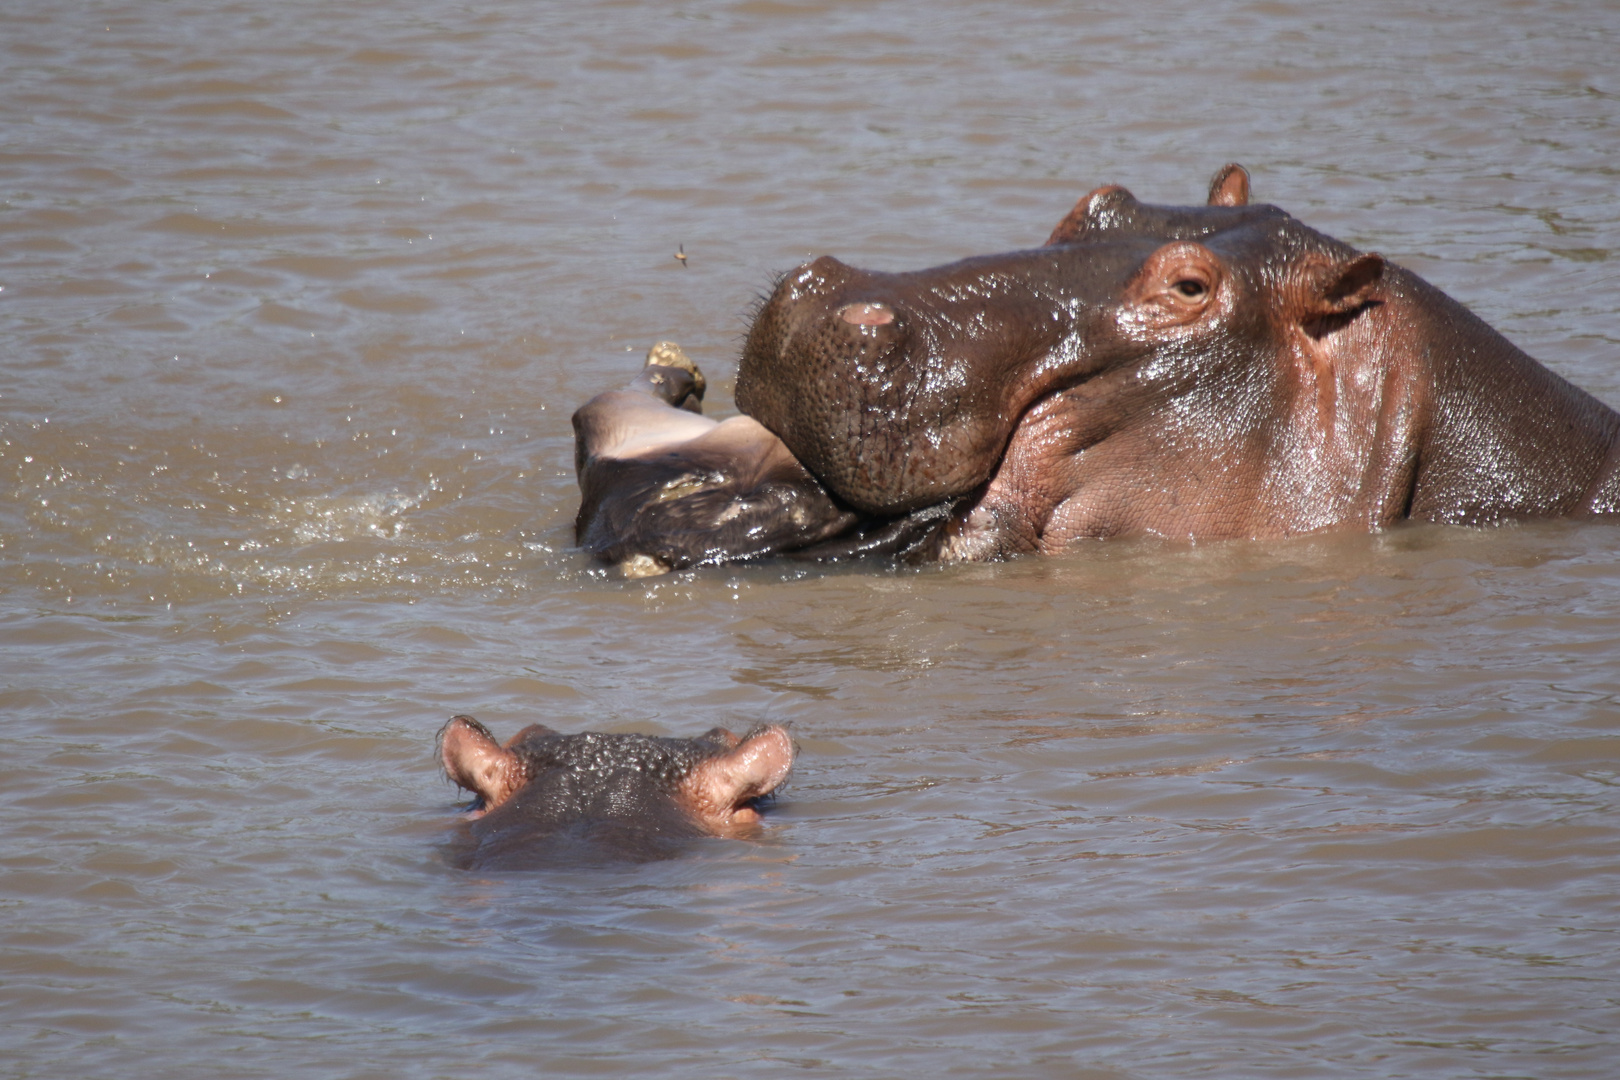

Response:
(839, 302), (894, 327)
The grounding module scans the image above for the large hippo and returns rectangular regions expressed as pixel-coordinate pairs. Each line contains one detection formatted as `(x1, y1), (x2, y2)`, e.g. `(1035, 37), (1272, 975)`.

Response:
(574, 166), (1620, 570)
(440, 714), (795, 869)
(734, 165), (1620, 558)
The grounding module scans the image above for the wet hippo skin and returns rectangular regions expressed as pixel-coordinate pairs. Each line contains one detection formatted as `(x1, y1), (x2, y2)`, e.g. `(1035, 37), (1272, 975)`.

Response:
(735, 164), (1620, 559)
(573, 342), (947, 576)
(439, 715), (795, 870)
(572, 342), (859, 577)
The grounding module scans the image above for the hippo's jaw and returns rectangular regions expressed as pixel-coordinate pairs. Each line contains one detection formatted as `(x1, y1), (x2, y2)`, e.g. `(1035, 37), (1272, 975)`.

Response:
(737, 254), (1082, 516)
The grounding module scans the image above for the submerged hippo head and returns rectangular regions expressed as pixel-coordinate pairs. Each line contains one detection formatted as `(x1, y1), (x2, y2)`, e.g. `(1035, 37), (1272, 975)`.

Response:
(572, 343), (951, 575)
(572, 343), (861, 576)
(737, 165), (1619, 549)
(439, 715), (795, 869)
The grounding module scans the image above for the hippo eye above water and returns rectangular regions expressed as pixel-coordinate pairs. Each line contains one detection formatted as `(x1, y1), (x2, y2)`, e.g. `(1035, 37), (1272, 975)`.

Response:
(1174, 279), (1208, 299)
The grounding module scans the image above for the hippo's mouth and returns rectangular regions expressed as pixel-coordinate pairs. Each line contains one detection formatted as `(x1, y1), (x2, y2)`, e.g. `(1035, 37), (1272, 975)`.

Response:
(787, 496), (961, 562)
(573, 343), (974, 574)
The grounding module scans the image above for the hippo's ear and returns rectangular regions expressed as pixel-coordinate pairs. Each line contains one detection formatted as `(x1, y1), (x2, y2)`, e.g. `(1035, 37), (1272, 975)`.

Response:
(1046, 184), (1138, 245)
(440, 715), (526, 814)
(502, 722), (560, 757)
(1207, 163), (1250, 207)
(504, 722), (558, 747)
(1318, 254), (1384, 311)
(682, 725), (795, 828)
(1297, 254), (1385, 336)
(643, 341), (706, 413)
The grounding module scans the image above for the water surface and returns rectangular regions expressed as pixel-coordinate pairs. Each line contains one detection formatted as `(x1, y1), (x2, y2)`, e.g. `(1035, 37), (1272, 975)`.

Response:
(3, 1), (1619, 1077)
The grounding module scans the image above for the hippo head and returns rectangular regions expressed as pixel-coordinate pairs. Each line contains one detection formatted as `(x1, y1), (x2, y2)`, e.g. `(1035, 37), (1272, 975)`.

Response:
(584, 164), (1616, 558)
(735, 166), (1387, 521)
(440, 715), (795, 868)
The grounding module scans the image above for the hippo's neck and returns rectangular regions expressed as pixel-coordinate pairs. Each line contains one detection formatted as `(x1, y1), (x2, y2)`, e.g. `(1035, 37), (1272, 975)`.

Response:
(1391, 270), (1620, 523)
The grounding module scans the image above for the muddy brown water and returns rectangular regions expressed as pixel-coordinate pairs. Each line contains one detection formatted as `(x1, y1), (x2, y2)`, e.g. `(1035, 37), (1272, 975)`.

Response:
(4, 2), (1620, 1077)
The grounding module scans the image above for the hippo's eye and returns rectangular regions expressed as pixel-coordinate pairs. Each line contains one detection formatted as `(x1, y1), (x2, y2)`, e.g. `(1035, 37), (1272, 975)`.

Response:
(1174, 279), (1208, 299)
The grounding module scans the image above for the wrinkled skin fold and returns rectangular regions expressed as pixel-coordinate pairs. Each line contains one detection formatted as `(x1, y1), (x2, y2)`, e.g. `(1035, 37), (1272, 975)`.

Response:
(439, 714), (795, 870)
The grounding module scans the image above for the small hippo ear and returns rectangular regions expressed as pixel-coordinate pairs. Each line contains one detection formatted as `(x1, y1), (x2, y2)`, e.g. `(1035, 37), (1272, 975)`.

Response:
(503, 723), (559, 753)
(1046, 184), (1138, 245)
(682, 725), (795, 827)
(1296, 253), (1385, 338)
(697, 726), (743, 749)
(644, 340), (706, 411)
(1322, 253), (1384, 310)
(1306, 253), (1385, 314)
(1207, 163), (1250, 207)
(440, 715), (525, 813)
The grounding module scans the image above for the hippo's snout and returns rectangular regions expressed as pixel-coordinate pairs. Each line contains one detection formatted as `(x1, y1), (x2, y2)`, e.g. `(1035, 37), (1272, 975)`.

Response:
(738, 257), (1000, 515)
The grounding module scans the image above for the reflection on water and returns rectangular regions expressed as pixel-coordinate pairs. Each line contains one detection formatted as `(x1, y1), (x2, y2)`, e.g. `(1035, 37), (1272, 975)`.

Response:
(3, 0), (1619, 1076)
